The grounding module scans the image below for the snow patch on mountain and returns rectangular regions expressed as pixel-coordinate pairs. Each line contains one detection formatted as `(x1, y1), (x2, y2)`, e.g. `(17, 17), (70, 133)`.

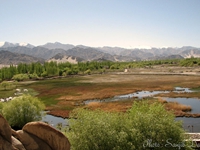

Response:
(0, 42), (5, 47)
(19, 42), (28, 46)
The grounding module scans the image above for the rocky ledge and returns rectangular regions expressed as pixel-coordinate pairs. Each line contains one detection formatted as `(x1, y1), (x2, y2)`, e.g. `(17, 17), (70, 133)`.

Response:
(0, 114), (70, 150)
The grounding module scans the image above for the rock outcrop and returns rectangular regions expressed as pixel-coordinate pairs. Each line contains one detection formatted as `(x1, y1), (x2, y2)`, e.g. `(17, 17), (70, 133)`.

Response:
(0, 114), (13, 150)
(15, 130), (52, 150)
(0, 114), (70, 150)
(23, 122), (70, 150)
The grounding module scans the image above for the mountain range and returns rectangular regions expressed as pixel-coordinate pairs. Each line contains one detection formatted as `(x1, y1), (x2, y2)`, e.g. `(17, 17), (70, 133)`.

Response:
(0, 50), (44, 64)
(0, 42), (200, 65)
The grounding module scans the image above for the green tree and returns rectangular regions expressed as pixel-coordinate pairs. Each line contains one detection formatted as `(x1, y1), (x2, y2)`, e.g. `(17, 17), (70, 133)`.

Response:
(17, 63), (28, 74)
(2, 94), (45, 128)
(66, 101), (189, 150)
(45, 61), (59, 76)
(1, 67), (12, 80)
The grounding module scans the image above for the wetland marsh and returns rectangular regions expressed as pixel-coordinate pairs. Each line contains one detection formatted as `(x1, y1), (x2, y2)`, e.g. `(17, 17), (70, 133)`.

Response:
(24, 67), (200, 117)
(1, 65), (200, 131)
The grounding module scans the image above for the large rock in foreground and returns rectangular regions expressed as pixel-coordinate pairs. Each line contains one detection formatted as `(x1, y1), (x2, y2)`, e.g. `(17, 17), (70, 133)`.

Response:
(0, 114), (70, 150)
(23, 122), (70, 150)
(0, 114), (12, 143)
(0, 114), (13, 150)
(16, 130), (52, 150)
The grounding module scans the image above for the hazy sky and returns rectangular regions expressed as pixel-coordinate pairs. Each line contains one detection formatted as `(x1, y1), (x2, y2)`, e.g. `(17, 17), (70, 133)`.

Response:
(1, 0), (200, 48)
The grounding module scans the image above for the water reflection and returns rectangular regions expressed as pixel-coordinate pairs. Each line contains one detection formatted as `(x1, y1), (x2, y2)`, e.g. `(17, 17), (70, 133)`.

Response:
(176, 117), (200, 132)
(84, 87), (193, 104)
(163, 97), (200, 132)
(163, 97), (200, 114)
(174, 87), (193, 93)
(41, 113), (68, 128)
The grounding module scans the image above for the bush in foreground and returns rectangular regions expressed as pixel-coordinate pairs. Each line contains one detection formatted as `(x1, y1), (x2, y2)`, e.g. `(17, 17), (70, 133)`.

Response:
(1, 94), (45, 128)
(66, 101), (191, 150)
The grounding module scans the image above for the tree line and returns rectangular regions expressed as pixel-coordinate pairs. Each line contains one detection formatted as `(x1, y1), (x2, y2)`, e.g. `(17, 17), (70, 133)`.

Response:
(0, 61), (114, 81)
(0, 58), (200, 81)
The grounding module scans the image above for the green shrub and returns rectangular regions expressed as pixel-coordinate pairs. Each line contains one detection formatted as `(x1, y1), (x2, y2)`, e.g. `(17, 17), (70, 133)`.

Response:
(127, 101), (186, 149)
(66, 68), (73, 75)
(66, 101), (189, 150)
(29, 73), (39, 79)
(41, 71), (48, 77)
(0, 81), (12, 90)
(0, 102), (3, 114)
(12, 74), (29, 81)
(62, 72), (67, 77)
(2, 94), (45, 128)
(84, 69), (91, 75)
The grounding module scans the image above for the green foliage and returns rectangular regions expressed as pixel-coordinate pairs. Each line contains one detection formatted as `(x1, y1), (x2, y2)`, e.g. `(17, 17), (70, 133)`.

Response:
(1, 81), (12, 90)
(84, 69), (91, 75)
(66, 101), (187, 150)
(1, 81), (16, 92)
(99, 68), (106, 74)
(64, 67), (73, 75)
(62, 72), (67, 77)
(41, 71), (48, 77)
(45, 61), (59, 76)
(127, 101), (186, 149)
(2, 94), (45, 128)
(110, 64), (120, 69)
(28, 73), (39, 79)
(12, 74), (29, 81)
(180, 58), (200, 67)
(0, 58), (198, 81)
(0, 102), (3, 114)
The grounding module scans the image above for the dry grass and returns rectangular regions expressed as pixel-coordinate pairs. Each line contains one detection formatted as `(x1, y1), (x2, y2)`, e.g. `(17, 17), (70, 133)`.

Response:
(156, 98), (200, 117)
(47, 110), (70, 118)
(157, 98), (192, 112)
(165, 102), (192, 112)
(85, 98), (193, 117)
(85, 100), (134, 113)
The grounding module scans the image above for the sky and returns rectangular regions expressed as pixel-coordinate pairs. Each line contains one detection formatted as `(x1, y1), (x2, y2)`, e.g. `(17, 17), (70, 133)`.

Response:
(0, 0), (200, 48)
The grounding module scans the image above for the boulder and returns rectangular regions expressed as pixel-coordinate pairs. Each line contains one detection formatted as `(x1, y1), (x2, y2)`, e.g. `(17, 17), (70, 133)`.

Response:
(23, 122), (70, 150)
(0, 114), (12, 143)
(11, 136), (26, 150)
(16, 130), (52, 150)
(0, 114), (70, 150)
(0, 135), (13, 150)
